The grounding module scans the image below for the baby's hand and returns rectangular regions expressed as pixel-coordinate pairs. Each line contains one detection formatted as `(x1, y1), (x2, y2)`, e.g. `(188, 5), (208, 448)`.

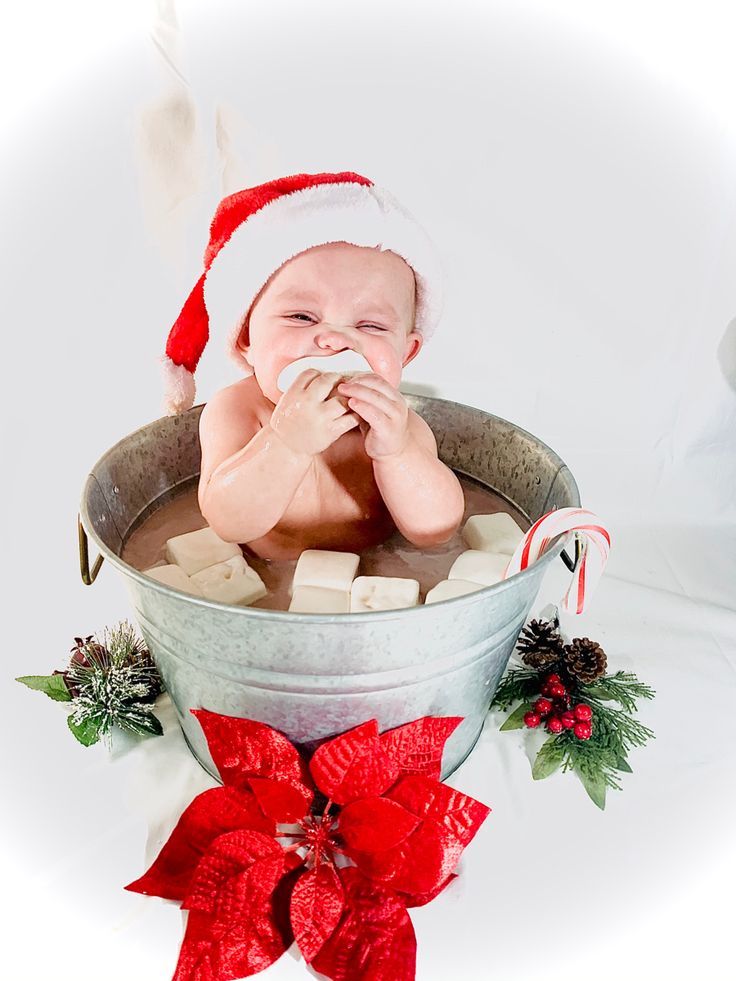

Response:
(271, 369), (359, 457)
(336, 373), (410, 460)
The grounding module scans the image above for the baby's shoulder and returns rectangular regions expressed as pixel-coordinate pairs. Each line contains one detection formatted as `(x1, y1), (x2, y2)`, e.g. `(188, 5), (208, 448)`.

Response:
(201, 377), (269, 427)
(198, 378), (268, 483)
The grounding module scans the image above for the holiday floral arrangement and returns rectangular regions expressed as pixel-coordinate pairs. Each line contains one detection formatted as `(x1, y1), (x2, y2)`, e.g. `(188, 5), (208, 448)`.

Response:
(16, 621), (163, 746)
(491, 616), (655, 808)
(16, 601), (656, 978)
(126, 709), (490, 981)
(16, 627), (491, 980)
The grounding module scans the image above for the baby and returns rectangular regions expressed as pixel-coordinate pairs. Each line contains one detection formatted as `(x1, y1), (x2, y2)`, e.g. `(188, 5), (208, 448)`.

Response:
(161, 172), (464, 560)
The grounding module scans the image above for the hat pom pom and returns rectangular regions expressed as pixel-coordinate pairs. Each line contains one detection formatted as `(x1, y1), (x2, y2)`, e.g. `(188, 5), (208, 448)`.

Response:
(160, 356), (196, 415)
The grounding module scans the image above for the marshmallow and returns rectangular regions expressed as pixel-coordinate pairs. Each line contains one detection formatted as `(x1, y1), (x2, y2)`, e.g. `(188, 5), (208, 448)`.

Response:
(448, 550), (509, 586)
(277, 350), (371, 394)
(424, 579), (485, 604)
(191, 555), (267, 606)
(350, 576), (420, 613)
(289, 586), (351, 614)
(164, 526), (242, 575)
(292, 549), (360, 595)
(144, 564), (204, 597)
(462, 512), (525, 556)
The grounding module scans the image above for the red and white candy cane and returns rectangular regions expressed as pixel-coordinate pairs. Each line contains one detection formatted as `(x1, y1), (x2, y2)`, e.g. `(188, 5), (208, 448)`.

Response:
(503, 507), (611, 614)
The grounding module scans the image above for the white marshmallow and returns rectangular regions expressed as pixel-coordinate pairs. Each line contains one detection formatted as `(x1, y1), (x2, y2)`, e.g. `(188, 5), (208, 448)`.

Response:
(448, 550), (509, 586)
(350, 576), (420, 613)
(277, 351), (371, 395)
(164, 526), (241, 575)
(462, 512), (525, 556)
(289, 586), (351, 614)
(144, 564), (204, 597)
(191, 555), (267, 606)
(292, 549), (360, 595)
(424, 579), (485, 604)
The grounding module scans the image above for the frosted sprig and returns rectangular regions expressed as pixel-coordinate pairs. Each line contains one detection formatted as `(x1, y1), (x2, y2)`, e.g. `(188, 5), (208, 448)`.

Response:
(64, 621), (163, 745)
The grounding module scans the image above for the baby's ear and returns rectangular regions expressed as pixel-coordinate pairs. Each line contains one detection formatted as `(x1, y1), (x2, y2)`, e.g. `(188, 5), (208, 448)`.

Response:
(402, 330), (423, 368)
(235, 316), (252, 365)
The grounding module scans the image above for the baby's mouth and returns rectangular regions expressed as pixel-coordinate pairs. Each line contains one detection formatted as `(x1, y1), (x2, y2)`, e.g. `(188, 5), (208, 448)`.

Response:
(276, 350), (372, 394)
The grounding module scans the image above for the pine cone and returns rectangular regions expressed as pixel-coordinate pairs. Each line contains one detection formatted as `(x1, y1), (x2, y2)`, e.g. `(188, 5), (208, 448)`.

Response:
(562, 637), (607, 683)
(516, 619), (565, 669)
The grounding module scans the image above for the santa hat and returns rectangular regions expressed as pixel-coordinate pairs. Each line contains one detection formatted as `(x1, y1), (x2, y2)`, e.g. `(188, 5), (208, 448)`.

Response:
(161, 171), (443, 414)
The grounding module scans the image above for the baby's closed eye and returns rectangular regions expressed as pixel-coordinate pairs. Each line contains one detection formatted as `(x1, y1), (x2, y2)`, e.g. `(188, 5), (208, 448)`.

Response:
(284, 313), (387, 332)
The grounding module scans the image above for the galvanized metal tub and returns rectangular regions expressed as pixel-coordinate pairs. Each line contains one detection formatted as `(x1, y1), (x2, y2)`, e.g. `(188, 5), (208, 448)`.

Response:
(79, 396), (579, 778)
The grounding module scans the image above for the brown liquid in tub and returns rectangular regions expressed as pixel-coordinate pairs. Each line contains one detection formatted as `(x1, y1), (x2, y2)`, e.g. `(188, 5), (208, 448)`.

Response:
(122, 475), (529, 610)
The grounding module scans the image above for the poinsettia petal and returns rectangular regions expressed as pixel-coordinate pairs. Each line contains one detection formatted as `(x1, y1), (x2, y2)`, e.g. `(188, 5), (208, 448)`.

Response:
(309, 720), (400, 805)
(398, 872), (457, 907)
(125, 787), (274, 901)
(290, 863), (344, 962)
(380, 717), (462, 779)
(347, 820), (464, 896)
(172, 852), (292, 981)
(248, 777), (313, 823)
(183, 829), (282, 913)
(337, 866), (407, 920)
(171, 911), (221, 981)
(346, 776), (490, 898)
(311, 868), (416, 981)
(388, 774), (491, 847)
(339, 797), (419, 853)
(193, 709), (310, 790)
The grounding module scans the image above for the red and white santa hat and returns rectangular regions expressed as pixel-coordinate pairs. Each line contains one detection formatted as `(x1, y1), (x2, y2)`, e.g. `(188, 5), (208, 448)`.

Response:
(161, 171), (443, 414)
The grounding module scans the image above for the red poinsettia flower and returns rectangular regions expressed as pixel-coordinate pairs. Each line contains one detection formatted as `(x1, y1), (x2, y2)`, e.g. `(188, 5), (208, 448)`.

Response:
(126, 710), (490, 981)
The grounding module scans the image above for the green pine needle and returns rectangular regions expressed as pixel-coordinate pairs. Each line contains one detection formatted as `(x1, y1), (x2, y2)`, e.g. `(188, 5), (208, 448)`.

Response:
(491, 668), (540, 711)
(584, 671), (655, 713)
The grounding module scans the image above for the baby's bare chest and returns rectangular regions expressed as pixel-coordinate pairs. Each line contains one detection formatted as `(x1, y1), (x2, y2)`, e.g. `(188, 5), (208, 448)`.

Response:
(291, 436), (385, 522)
(248, 433), (394, 557)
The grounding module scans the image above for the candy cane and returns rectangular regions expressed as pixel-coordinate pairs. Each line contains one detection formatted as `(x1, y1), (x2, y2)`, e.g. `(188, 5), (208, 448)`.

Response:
(503, 507), (611, 614)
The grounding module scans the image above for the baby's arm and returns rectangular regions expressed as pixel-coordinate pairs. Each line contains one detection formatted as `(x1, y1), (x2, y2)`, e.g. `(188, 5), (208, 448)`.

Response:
(198, 372), (359, 543)
(337, 375), (464, 547)
(372, 412), (465, 547)
(198, 384), (311, 543)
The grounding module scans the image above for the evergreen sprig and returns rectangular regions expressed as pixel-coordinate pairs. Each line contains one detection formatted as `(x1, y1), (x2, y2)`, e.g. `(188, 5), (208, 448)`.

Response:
(17, 621), (164, 747)
(492, 641), (655, 809)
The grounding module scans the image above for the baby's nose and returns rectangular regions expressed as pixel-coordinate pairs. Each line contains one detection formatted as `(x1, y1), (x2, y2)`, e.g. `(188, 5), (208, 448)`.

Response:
(316, 326), (359, 352)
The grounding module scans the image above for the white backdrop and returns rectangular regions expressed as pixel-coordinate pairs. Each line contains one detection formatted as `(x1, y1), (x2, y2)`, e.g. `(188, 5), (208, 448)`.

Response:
(3, 2), (736, 980)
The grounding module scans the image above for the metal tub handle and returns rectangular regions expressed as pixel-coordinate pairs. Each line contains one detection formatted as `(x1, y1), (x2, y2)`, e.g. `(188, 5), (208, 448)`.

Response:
(78, 516), (104, 585)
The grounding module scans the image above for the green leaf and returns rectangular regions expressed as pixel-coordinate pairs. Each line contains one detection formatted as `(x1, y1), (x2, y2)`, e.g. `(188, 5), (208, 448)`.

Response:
(16, 674), (72, 702)
(67, 713), (102, 747)
(119, 713), (163, 737)
(615, 755), (633, 773)
(532, 736), (565, 780)
(578, 769), (607, 810)
(500, 702), (533, 731)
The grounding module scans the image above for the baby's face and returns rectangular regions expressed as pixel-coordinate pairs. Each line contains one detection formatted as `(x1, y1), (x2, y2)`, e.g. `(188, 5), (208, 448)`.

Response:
(237, 242), (422, 404)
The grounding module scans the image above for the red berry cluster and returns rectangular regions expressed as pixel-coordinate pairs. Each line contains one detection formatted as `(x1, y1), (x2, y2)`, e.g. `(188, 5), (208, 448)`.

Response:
(523, 674), (593, 739)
